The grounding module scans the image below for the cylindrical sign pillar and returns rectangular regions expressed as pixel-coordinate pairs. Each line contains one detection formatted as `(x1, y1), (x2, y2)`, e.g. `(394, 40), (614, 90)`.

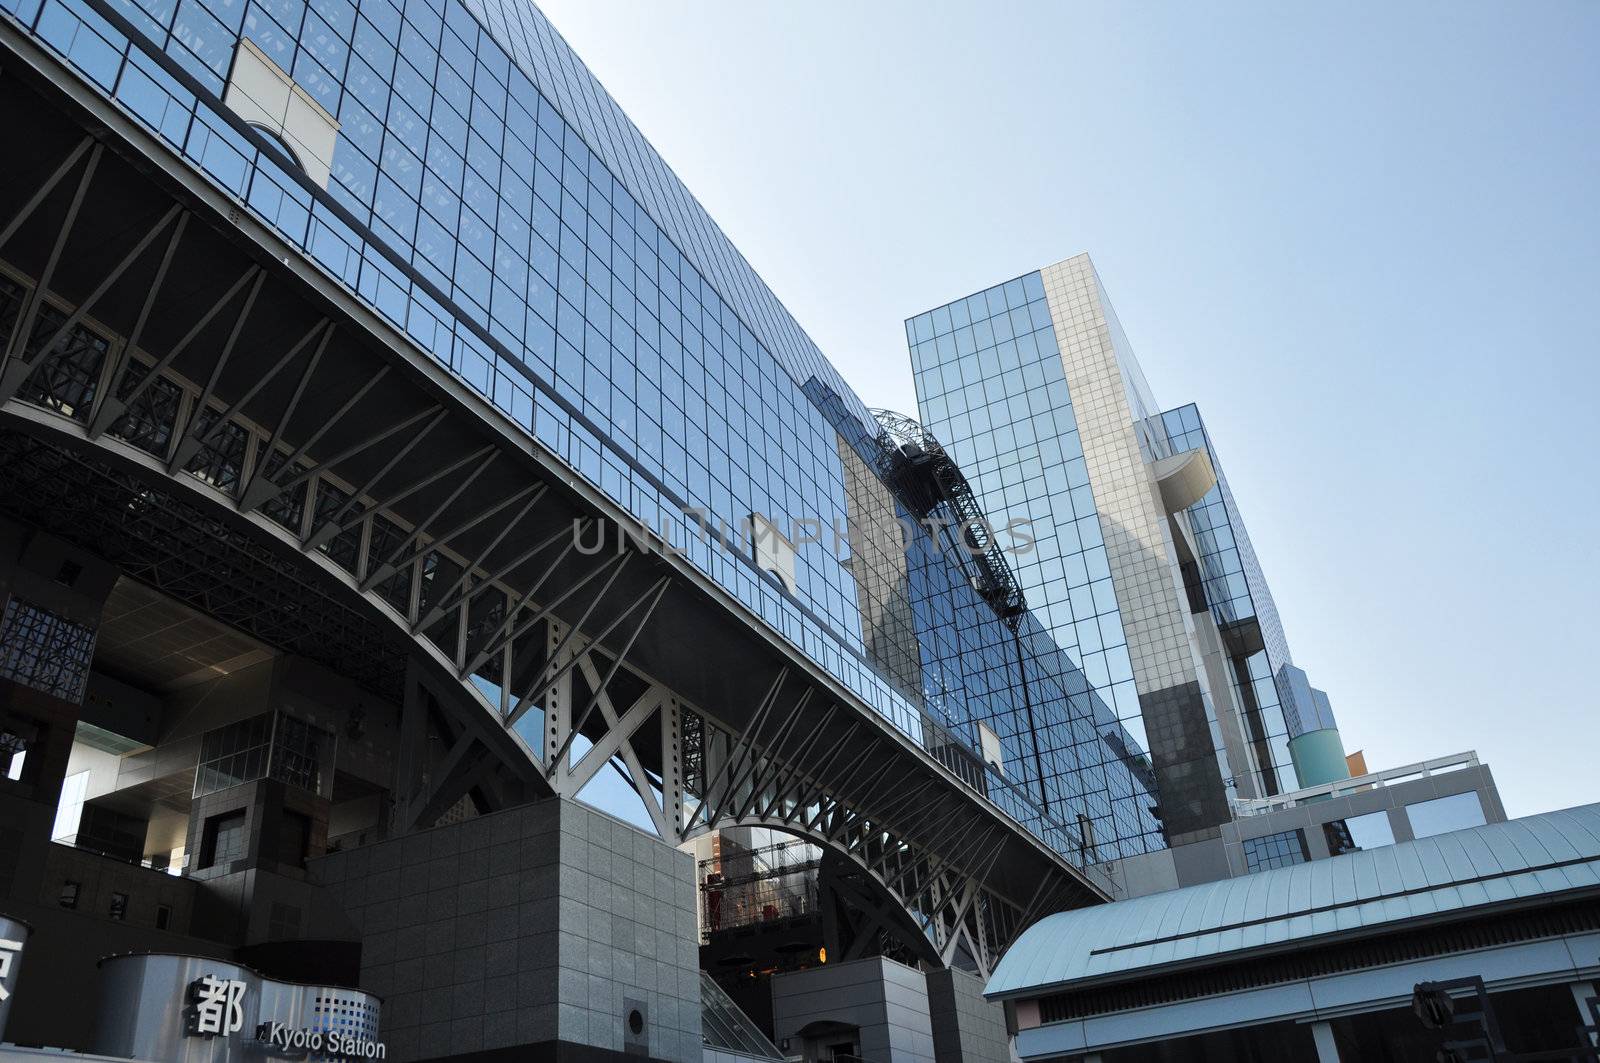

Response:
(94, 953), (382, 1062)
(0, 913), (31, 1042)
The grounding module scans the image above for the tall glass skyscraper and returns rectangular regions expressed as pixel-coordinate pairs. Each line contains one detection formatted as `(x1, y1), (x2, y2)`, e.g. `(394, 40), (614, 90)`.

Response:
(908, 253), (1345, 841)
(1, 0), (1163, 859)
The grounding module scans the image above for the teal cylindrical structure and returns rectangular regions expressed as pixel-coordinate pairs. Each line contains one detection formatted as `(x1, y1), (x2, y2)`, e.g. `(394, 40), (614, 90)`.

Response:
(1289, 728), (1350, 788)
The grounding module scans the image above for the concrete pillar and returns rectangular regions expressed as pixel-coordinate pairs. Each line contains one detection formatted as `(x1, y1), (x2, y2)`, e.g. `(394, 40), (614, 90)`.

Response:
(0, 914), (30, 1042)
(926, 967), (1010, 1063)
(772, 956), (936, 1063)
(1310, 1020), (1340, 1062)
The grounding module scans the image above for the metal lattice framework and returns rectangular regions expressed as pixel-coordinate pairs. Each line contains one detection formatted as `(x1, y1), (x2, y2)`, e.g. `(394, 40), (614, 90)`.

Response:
(675, 669), (1057, 972)
(0, 21), (1103, 978)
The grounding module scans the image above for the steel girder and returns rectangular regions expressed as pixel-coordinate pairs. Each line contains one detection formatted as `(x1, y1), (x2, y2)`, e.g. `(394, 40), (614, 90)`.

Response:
(675, 681), (1093, 976)
(0, 17), (1107, 976)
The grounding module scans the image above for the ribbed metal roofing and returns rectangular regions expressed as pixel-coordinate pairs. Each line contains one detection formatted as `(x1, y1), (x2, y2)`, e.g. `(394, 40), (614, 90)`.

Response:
(987, 802), (1600, 999)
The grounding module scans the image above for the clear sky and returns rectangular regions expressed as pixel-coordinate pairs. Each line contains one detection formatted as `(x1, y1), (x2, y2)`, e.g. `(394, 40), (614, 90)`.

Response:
(537, 1), (1600, 820)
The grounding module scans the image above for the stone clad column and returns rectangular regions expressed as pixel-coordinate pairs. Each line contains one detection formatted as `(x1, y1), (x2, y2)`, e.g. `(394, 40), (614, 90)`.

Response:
(1037, 257), (1232, 840)
(310, 796), (702, 1063)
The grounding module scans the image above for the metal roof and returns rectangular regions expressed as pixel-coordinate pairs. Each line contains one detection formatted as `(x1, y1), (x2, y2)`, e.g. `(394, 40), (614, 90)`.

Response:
(987, 802), (1600, 999)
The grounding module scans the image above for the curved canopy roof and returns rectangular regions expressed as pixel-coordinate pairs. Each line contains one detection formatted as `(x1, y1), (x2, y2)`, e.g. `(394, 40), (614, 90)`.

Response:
(987, 802), (1600, 999)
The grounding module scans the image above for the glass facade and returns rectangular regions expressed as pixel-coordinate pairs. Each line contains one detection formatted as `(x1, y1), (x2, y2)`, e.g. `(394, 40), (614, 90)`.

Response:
(3, 0), (1166, 860)
(1157, 403), (1300, 796)
(899, 277), (1160, 854)
(812, 392), (1160, 858)
(195, 710), (334, 796)
(907, 262), (1328, 828)
(837, 411), (1160, 857)
(905, 274), (1145, 757)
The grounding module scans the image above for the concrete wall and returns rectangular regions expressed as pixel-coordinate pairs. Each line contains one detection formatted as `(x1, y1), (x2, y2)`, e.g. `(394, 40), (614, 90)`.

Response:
(0, 860), (231, 1051)
(1110, 763), (1508, 897)
(40, 843), (199, 934)
(771, 956), (936, 1063)
(1217, 763), (1505, 880)
(311, 796), (701, 1063)
(0, 525), (119, 912)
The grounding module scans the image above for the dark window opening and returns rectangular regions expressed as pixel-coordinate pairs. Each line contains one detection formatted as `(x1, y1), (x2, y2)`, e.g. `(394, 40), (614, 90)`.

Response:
(109, 891), (128, 920)
(200, 809), (248, 869)
(155, 904), (172, 930)
(276, 810), (311, 868)
(0, 727), (31, 783)
(59, 880), (80, 909)
(183, 404), (249, 495)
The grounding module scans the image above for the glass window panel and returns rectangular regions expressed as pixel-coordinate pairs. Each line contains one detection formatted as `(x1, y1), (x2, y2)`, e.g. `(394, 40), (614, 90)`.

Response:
(1406, 792), (1487, 839)
(1242, 829), (1309, 873)
(1323, 810), (1396, 856)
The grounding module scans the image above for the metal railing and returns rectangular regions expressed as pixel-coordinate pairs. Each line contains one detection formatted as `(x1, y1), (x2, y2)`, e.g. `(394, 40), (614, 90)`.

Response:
(1232, 751), (1481, 817)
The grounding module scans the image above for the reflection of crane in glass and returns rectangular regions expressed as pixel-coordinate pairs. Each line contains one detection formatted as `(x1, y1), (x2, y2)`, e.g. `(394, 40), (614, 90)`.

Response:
(871, 411), (1051, 811)
(869, 410), (1026, 628)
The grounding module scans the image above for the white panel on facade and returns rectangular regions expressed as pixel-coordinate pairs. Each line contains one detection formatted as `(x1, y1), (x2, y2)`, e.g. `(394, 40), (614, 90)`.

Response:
(1152, 447), (1218, 515)
(978, 722), (1004, 776)
(748, 514), (798, 596)
(224, 38), (339, 189)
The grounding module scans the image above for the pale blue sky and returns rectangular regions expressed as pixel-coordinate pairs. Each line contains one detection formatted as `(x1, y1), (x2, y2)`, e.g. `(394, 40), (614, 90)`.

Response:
(538, 1), (1600, 819)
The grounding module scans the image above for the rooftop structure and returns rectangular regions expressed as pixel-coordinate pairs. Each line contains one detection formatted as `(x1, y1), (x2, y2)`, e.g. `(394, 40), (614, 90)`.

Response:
(987, 802), (1600, 1061)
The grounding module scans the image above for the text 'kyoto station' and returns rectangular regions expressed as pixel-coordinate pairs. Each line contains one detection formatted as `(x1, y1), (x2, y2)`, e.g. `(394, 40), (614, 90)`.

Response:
(0, 0), (1594, 1061)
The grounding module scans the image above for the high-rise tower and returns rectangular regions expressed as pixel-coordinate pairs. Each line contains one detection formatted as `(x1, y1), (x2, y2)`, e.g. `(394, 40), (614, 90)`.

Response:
(907, 253), (1347, 843)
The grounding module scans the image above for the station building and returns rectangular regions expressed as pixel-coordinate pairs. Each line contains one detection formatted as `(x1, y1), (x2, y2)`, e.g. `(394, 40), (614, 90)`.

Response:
(0, 0), (1160, 1056)
(0, 0), (1544, 1056)
(986, 802), (1600, 1062)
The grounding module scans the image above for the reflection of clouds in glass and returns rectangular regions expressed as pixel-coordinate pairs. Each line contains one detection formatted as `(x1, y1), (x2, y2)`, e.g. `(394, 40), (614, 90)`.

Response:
(1407, 792), (1488, 839)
